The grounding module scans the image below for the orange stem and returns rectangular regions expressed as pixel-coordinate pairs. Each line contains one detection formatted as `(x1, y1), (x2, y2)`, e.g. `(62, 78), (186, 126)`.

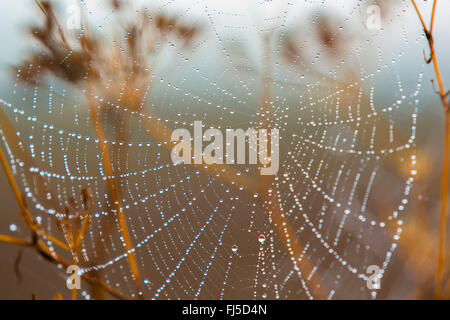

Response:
(411, 0), (449, 299)
(437, 111), (449, 298)
(0, 234), (31, 247)
(87, 81), (143, 298)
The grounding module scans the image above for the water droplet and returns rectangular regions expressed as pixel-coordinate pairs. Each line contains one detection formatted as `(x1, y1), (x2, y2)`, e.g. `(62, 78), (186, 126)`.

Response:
(258, 235), (266, 244)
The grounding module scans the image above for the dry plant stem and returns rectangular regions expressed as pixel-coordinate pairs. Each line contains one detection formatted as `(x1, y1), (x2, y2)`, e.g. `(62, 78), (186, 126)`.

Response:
(0, 140), (26, 215)
(75, 215), (91, 249)
(0, 232), (128, 299)
(87, 80), (144, 298)
(53, 293), (63, 300)
(72, 259), (77, 300)
(80, 20), (144, 297)
(438, 111), (450, 298)
(0, 234), (31, 247)
(262, 192), (326, 298)
(411, 0), (449, 299)
(0, 139), (70, 252)
(0, 103), (127, 300)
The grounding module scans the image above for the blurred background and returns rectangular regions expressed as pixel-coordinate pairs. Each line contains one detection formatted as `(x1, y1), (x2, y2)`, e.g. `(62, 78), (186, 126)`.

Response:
(0, 0), (449, 299)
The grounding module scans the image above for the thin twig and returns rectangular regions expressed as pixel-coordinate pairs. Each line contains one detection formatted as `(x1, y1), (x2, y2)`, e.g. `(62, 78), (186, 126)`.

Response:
(411, 0), (449, 299)
(430, 0), (437, 34)
(411, 0), (428, 32)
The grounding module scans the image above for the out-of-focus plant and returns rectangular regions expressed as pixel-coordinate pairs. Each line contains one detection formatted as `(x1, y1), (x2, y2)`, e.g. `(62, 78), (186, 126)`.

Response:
(0, 0), (201, 299)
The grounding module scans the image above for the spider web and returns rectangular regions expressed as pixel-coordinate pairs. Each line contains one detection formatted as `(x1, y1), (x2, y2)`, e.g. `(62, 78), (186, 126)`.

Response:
(0, 0), (425, 299)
